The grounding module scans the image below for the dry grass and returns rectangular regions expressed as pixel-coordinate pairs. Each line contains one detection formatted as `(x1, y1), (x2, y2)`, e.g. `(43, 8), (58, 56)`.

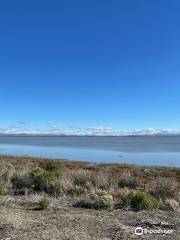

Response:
(0, 156), (179, 239)
(147, 177), (179, 200)
(164, 198), (180, 211)
(0, 155), (179, 211)
(118, 170), (138, 188)
(11, 167), (32, 195)
(91, 170), (112, 190)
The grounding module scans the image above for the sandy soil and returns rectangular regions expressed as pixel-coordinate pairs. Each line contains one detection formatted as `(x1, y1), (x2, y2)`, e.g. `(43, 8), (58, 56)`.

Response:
(0, 195), (179, 240)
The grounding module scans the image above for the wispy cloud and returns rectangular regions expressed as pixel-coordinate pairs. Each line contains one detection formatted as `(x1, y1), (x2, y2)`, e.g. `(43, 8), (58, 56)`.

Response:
(18, 121), (29, 125)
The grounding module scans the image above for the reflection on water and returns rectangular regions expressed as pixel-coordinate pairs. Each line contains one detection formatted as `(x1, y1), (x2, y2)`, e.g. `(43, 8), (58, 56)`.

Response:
(0, 142), (179, 167)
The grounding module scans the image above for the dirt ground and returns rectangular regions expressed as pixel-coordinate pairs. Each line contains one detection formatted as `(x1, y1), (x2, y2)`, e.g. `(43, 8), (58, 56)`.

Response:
(0, 195), (179, 240)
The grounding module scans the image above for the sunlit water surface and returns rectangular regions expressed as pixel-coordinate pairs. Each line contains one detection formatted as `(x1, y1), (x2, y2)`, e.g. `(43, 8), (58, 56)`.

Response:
(0, 136), (180, 167)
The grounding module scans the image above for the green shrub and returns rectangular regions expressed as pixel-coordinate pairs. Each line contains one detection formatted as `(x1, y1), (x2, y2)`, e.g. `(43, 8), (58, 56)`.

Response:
(39, 195), (50, 210)
(68, 186), (87, 197)
(73, 170), (87, 187)
(39, 160), (59, 172)
(0, 177), (4, 195)
(76, 190), (114, 210)
(31, 168), (57, 194)
(93, 190), (114, 209)
(123, 191), (159, 210)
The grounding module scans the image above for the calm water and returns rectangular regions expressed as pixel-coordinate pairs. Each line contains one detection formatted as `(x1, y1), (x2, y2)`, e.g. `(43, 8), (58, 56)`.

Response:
(0, 136), (180, 167)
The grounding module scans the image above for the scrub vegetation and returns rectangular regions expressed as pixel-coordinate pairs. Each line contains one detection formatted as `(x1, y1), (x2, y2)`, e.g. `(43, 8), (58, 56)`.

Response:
(0, 155), (179, 239)
(0, 155), (179, 211)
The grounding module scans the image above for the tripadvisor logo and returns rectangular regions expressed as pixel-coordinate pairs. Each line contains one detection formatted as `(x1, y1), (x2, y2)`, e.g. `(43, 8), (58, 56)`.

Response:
(135, 227), (173, 235)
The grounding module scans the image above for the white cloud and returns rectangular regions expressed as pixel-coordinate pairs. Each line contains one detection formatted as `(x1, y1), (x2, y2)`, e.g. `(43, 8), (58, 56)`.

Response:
(86, 127), (113, 135)
(0, 126), (180, 136)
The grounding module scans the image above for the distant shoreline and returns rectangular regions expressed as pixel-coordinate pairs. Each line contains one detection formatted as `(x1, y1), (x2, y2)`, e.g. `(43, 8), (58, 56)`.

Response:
(1, 134), (180, 137)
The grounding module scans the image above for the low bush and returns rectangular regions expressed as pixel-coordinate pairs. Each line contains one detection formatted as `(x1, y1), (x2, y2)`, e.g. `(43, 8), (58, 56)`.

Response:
(76, 190), (114, 210)
(112, 187), (131, 204)
(72, 169), (88, 187)
(30, 168), (57, 194)
(11, 172), (32, 194)
(39, 195), (50, 210)
(118, 171), (138, 188)
(0, 177), (4, 195)
(123, 191), (159, 210)
(148, 177), (178, 199)
(68, 185), (87, 197)
(39, 160), (59, 172)
(55, 173), (74, 195)
(92, 171), (111, 190)
(164, 198), (179, 211)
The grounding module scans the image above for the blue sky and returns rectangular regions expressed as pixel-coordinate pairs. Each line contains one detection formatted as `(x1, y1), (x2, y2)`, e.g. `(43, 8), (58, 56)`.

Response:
(0, 0), (180, 133)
